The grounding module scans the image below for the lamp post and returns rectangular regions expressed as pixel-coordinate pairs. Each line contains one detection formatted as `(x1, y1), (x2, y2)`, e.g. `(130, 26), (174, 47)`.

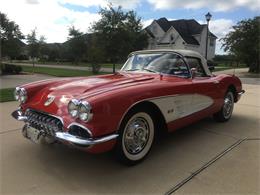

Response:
(205, 12), (212, 60)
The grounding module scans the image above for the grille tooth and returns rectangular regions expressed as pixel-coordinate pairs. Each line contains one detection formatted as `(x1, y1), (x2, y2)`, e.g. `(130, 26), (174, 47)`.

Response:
(25, 110), (63, 136)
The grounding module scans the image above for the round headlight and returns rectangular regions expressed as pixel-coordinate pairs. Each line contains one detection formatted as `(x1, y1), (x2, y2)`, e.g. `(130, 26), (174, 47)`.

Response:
(78, 101), (92, 122)
(14, 87), (27, 103)
(68, 99), (80, 117)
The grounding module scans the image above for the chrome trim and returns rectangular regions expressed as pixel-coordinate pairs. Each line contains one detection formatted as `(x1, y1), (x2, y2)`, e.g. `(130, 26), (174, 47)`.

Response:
(11, 110), (27, 121)
(55, 132), (118, 146)
(11, 109), (64, 126)
(14, 87), (27, 103)
(78, 101), (93, 122)
(28, 109), (65, 126)
(67, 122), (93, 137)
(68, 99), (81, 118)
(238, 90), (245, 95)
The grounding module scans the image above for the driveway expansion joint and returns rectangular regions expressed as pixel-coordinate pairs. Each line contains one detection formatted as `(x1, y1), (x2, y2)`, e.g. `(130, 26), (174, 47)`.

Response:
(0, 128), (21, 135)
(165, 138), (260, 195)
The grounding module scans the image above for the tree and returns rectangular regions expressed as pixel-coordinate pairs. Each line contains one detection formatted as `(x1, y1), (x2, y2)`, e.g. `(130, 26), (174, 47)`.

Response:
(67, 26), (87, 64)
(222, 17), (260, 73)
(87, 34), (105, 74)
(38, 35), (48, 61)
(0, 12), (24, 60)
(27, 29), (39, 72)
(90, 5), (148, 72)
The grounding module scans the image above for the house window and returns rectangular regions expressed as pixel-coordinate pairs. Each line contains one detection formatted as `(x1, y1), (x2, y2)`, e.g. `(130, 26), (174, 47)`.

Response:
(170, 34), (174, 41)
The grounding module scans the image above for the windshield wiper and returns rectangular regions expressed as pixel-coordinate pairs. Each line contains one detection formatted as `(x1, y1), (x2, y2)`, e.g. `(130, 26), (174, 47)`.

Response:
(126, 68), (140, 71)
(143, 68), (157, 73)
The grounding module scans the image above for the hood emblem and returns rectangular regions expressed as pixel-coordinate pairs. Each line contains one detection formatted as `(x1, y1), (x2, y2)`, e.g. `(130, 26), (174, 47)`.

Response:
(44, 95), (55, 106)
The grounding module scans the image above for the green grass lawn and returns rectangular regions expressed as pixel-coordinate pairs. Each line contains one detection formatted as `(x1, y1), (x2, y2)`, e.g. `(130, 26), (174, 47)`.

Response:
(0, 88), (15, 102)
(21, 66), (109, 77)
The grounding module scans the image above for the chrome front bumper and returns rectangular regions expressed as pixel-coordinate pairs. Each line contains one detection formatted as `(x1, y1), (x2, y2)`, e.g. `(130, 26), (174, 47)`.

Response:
(11, 110), (118, 146)
(55, 132), (118, 146)
(237, 89), (245, 101)
(238, 90), (245, 96)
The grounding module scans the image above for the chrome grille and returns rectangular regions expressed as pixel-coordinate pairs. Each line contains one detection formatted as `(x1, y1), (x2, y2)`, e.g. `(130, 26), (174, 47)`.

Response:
(25, 110), (63, 136)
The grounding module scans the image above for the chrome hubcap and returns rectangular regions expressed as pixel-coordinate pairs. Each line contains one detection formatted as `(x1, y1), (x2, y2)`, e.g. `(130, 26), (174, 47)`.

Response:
(124, 117), (149, 154)
(223, 93), (234, 118)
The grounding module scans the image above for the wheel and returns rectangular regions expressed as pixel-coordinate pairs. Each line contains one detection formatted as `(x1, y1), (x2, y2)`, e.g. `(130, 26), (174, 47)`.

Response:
(213, 91), (234, 122)
(115, 108), (155, 165)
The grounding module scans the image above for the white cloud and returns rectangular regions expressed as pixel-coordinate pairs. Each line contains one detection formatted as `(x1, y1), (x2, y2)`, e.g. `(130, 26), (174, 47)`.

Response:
(200, 19), (234, 54)
(0, 0), (142, 43)
(58, 0), (141, 9)
(142, 19), (154, 28)
(0, 0), (101, 43)
(147, 0), (260, 11)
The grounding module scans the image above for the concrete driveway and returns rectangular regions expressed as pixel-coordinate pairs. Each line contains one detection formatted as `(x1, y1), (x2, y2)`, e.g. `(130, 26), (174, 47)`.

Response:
(0, 77), (259, 194)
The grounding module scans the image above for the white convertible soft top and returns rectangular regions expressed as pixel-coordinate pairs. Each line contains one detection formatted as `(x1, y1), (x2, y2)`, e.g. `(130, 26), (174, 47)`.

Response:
(130, 49), (212, 76)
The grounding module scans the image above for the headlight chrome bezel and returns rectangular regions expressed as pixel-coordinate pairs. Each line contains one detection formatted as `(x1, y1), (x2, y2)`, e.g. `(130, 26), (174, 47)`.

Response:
(78, 101), (93, 122)
(68, 99), (93, 122)
(14, 87), (27, 103)
(68, 99), (81, 118)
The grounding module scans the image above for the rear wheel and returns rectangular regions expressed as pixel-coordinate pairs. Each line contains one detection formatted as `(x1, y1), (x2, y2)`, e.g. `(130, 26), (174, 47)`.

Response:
(115, 108), (155, 165)
(213, 91), (234, 122)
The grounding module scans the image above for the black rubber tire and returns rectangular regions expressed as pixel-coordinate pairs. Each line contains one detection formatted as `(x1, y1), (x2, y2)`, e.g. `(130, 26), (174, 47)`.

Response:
(115, 107), (155, 166)
(213, 90), (234, 122)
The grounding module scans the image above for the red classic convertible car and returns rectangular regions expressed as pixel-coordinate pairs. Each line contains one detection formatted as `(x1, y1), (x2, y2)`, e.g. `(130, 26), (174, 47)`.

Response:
(12, 49), (244, 165)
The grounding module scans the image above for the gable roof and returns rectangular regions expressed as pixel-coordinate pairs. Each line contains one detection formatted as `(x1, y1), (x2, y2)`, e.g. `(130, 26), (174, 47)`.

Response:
(155, 18), (217, 45)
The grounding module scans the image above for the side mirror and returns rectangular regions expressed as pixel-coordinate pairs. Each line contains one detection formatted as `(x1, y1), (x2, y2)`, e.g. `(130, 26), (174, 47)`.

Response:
(190, 68), (197, 78)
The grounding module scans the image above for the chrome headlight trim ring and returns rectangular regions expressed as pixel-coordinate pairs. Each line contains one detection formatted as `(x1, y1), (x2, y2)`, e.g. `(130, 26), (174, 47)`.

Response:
(78, 101), (93, 122)
(14, 87), (27, 103)
(68, 99), (81, 118)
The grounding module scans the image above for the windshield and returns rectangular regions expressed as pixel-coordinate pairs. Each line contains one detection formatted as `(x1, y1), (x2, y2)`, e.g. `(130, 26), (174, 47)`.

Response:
(121, 52), (190, 77)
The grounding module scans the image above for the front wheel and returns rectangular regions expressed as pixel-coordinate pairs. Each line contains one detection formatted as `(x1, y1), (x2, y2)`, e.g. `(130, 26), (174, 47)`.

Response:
(213, 91), (234, 122)
(115, 109), (155, 165)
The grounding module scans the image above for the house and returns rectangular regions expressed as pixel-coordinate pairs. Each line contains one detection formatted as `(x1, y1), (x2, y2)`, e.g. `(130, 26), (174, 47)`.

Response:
(145, 18), (217, 60)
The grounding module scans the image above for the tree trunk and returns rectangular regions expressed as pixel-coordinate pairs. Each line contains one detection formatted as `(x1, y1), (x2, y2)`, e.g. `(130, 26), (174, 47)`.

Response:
(32, 58), (35, 74)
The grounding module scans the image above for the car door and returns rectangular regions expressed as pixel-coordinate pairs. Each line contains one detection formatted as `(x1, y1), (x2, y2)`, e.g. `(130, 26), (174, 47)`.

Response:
(150, 55), (194, 122)
(185, 57), (221, 114)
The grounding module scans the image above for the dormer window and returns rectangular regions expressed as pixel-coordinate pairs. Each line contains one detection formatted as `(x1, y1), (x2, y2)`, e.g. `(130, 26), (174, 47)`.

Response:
(170, 34), (174, 41)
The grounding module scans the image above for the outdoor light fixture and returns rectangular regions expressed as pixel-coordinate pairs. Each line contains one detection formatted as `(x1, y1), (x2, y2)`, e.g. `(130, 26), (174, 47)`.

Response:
(205, 12), (212, 22)
(205, 12), (212, 60)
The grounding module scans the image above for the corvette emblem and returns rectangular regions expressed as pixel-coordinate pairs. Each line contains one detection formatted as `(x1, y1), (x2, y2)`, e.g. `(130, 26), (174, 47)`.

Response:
(44, 95), (55, 106)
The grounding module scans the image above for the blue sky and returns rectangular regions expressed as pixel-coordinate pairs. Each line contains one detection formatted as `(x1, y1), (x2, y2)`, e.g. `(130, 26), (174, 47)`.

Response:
(62, 2), (258, 22)
(1, 0), (259, 54)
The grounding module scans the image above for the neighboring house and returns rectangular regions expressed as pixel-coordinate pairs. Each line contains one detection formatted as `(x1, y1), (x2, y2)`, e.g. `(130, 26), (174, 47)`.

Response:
(145, 18), (217, 60)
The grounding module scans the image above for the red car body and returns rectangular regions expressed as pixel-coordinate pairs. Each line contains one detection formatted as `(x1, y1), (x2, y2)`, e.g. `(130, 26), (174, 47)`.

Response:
(12, 50), (244, 164)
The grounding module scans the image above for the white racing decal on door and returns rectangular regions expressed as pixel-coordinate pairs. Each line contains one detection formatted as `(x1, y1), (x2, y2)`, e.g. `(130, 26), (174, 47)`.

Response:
(149, 94), (213, 123)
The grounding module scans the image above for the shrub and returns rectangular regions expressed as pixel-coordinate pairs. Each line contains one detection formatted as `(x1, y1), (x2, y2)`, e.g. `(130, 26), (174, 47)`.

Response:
(0, 63), (23, 74)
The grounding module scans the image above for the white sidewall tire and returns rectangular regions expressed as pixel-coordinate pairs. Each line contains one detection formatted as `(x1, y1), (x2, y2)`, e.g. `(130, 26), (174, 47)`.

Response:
(223, 91), (234, 120)
(122, 112), (154, 161)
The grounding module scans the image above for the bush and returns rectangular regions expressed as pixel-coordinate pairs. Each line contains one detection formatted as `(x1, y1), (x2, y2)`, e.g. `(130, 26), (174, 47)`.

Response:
(0, 63), (23, 75)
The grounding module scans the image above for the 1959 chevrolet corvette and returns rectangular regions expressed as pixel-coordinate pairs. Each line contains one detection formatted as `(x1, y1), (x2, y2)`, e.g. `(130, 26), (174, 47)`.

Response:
(12, 49), (245, 165)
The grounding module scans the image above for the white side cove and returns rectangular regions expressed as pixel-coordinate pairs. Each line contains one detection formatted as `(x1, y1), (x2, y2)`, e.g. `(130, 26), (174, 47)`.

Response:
(149, 94), (214, 123)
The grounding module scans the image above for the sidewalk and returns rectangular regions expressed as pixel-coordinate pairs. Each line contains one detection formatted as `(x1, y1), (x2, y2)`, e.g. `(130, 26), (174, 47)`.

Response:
(0, 73), (55, 89)
(4, 62), (119, 73)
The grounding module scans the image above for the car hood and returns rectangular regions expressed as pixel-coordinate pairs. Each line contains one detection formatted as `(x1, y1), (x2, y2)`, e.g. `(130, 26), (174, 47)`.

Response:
(22, 72), (186, 120)
(46, 73), (156, 97)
